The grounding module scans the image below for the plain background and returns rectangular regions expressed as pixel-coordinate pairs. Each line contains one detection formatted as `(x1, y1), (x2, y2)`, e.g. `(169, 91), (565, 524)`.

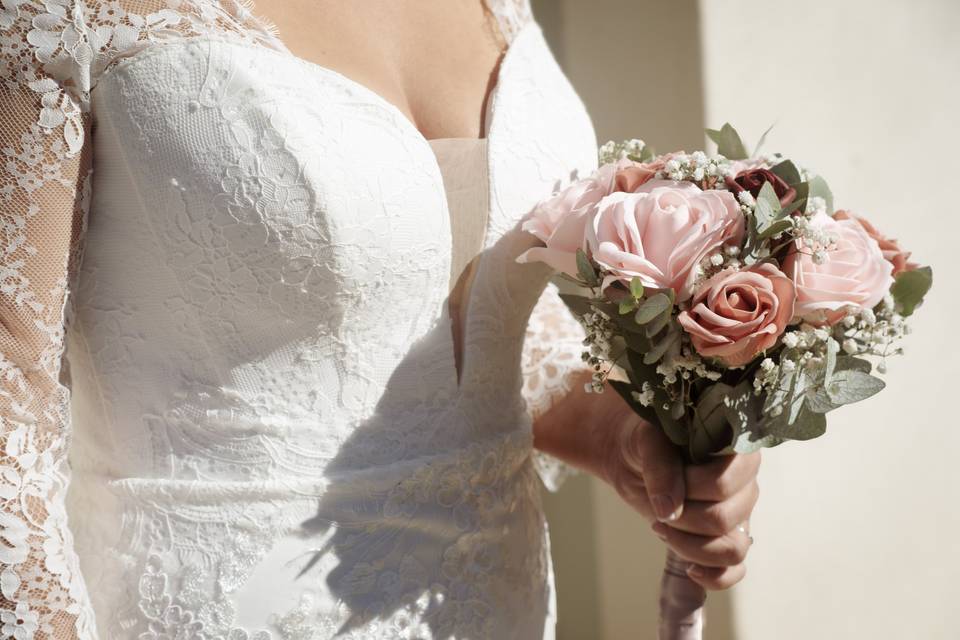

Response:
(531, 1), (959, 638)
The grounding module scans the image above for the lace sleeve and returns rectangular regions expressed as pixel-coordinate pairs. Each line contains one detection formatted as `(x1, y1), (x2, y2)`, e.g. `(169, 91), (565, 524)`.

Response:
(0, 7), (97, 639)
(521, 281), (593, 492)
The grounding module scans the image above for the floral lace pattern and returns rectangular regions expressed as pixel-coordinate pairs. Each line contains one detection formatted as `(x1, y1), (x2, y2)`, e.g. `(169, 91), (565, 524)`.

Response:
(0, 1), (598, 638)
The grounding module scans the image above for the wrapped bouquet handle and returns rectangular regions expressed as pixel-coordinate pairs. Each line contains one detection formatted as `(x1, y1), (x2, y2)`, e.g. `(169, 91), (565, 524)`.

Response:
(658, 549), (707, 640)
(517, 128), (932, 638)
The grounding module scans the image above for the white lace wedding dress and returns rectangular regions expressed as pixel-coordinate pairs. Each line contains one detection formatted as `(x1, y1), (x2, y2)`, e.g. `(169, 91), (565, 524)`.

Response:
(0, 1), (599, 638)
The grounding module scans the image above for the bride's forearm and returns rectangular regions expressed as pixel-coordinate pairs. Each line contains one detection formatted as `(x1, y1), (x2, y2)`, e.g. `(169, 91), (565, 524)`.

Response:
(531, 369), (622, 480)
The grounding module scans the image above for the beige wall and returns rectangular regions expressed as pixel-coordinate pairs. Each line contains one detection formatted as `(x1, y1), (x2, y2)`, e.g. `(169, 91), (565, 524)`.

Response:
(535, 0), (959, 638)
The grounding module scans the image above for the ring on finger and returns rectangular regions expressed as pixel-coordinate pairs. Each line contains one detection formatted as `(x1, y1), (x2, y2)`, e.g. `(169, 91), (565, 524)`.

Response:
(737, 523), (754, 546)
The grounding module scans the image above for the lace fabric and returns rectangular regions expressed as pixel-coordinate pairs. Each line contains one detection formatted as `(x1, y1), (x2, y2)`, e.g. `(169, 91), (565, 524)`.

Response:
(0, 1), (596, 638)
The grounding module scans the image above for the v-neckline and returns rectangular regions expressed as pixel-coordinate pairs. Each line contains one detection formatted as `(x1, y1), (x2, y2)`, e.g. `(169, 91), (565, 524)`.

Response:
(241, 2), (526, 146)
(239, 4), (533, 392)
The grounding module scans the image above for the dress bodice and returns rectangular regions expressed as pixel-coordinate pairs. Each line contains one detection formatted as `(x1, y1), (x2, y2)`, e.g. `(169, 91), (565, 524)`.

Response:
(0, 2), (598, 638)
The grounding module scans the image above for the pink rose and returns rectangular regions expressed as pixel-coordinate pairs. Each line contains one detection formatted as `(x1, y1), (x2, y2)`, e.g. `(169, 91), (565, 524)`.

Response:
(833, 210), (918, 276)
(678, 263), (796, 367)
(516, 162), (622, 276)
(783, 212), (895, 325)
(586, 179), (745, 300)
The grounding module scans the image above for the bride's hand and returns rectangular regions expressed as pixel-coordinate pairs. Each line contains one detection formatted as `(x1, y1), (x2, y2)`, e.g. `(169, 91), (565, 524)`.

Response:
(596, 400), (761, 591)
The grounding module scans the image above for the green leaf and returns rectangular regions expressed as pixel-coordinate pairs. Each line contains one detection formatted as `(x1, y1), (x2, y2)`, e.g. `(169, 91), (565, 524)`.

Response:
(617, 357), (689, 447)
(754, 123), (776, 156)
(792, 182), (809, 209)
(622, 331), (653, 354)
(756, 218), (793, 241)
(630, 276), (645, 299)
(891, 266), (933, 317)
(705, 123), (748, 160)
(690, 384), (735, 462)
(826, 370), (886, 405)
(618, 298), (638, 315)
(608, 379), (659, 428)
(576, 248), (600, 287)
(754, 182), (782, 234)
(770, 160), (802, 186)
(777, 199), (807, 218)
(721, 382), (785, 453)
(634, 293), (672, 324)
(558, 293), (593, 318)
(807, 175), (834, 214)
(836, 355), (872, 374)
(824, 338), (839, 383)
(644, 309), (671, 338)
(639, 145), (656, 163)
(767, 406), (827, 441)
(643, 326), (680, 365)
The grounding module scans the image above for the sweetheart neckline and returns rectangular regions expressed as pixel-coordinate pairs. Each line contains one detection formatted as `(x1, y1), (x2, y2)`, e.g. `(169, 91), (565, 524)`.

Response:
(240, 1), (533, 146)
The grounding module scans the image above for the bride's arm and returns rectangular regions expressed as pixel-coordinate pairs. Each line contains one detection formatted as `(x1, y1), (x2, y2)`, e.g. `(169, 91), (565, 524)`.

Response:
(0, 6), (96, 635)
(531, 346), (762, 591)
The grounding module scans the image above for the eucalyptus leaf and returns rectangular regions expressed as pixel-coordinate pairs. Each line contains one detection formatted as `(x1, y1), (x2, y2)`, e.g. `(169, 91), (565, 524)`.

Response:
(705, 123), (748, 160)
(807, 175), (834, 214)
(891, 266), (933, 317)
(634, 293), (672, 324)
(644, 309), (671, 338)
(576, 248), (600, 287)
(778, 198), (807, 218)
(721, 383), (785, 453)
(643, 326), (680, 365)
(630, 276), (645, 299)
(618, 298), (637, 315)
(825, 338), (839, 383)
(757, 218), (793, 241)
(826, 370), (885, 405)
(754, 182), (782, 234)
(793, 182), (809, 209)
(640, 145), (656, 163)
(835, 355), (872, 374)
(608, 379), (659, 427)
(689, 384), (735, 462)
(764, 406), (827, 441)
(754, 123), (776, 156)
(771, 160), (802, 186)
(622, 330), (652, 354)
(558, 293), (593, 318)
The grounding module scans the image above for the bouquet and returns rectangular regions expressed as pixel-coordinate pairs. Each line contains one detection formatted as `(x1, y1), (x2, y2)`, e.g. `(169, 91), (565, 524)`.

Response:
(517, 124), (933, 640)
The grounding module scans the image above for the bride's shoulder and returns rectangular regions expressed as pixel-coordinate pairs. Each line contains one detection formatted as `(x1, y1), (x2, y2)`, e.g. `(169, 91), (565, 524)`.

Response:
(1, 1), (281, 97)
(484, 0), (535, 42)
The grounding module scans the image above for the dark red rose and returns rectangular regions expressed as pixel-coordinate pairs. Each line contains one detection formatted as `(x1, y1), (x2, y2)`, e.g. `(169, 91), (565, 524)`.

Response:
(725, 168), (797, 207)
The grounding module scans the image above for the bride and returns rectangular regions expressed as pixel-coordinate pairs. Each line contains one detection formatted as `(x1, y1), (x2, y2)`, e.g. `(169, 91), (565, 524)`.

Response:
(0, 1), (760, 637)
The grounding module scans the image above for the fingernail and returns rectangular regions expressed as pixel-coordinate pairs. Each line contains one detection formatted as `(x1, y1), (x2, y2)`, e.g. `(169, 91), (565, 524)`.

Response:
(651, 494), (678, 521)
(687, 564), (705, 579)
(650, 522), (668, 541)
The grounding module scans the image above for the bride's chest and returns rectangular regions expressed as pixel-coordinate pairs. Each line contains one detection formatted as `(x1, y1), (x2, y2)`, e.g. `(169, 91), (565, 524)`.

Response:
(87, 23), (597, 330)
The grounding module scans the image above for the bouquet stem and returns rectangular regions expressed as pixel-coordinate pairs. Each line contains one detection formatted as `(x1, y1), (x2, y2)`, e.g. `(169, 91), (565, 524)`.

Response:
(657, 548), (706, 640)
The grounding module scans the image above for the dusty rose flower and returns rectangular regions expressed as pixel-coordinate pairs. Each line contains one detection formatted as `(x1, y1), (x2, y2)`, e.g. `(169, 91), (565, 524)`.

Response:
(586, 179), (745, 300)
(516, 162), (622, 276)
(615, 164), (658, 192)
(678, 263), (796, 367)
(725, 168), (796, 206)
(783, 212), (894, 325)
(833, 210), (918, 276)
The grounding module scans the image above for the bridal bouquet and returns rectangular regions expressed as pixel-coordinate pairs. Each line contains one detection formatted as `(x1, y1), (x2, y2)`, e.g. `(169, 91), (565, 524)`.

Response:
(517, 124), (932, 639)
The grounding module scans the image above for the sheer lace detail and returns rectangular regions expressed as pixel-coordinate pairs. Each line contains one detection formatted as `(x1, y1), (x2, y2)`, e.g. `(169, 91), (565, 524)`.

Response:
(521, 282), (593, 492)
(482, 0), (534, 44)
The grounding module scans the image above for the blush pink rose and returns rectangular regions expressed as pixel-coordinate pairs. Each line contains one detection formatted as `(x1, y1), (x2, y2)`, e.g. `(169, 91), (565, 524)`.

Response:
(678, 263), (796, 367)
(783, 212), (895, 325)
(833, 210), (918, 276)
(586, 179), (745, 300)
(515, 162), (623, 276)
